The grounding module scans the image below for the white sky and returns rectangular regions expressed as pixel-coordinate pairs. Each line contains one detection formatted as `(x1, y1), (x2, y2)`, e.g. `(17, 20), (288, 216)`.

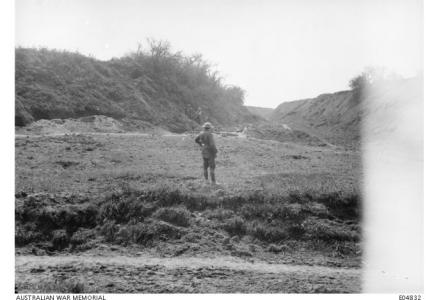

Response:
(15, 0), (423, 108)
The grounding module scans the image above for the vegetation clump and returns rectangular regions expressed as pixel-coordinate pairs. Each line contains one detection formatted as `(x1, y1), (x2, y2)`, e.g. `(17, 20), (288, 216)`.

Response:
(153, 206), (192, 227)
(15, 187), (361, 252)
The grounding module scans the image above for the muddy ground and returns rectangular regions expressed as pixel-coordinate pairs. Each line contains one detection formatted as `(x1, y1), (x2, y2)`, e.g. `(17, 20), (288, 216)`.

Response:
(16, 254), (360, 293)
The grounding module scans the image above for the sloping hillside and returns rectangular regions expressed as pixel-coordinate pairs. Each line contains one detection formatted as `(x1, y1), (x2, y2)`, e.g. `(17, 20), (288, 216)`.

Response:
(15, 47), (259, 132)
(246, 123), (329, 147)
(271, 90), (361, 148)
(246, 106), (274, 120)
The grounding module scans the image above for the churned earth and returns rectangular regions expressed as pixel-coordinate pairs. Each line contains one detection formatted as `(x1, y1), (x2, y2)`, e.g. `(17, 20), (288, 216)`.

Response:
(16, 253), (360, 293)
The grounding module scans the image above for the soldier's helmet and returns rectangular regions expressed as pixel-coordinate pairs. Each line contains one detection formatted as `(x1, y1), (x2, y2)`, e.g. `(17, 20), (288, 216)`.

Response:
(202, 122), (213, 130)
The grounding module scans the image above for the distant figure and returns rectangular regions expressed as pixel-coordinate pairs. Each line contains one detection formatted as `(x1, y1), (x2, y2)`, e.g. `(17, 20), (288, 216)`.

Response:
(242, 126), (248, 137)
(195, 122), (218, 184)
(196, 106), (203, 125)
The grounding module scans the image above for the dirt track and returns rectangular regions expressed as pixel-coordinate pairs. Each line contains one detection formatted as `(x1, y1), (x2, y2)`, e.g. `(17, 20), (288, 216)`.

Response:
(16, 254), (361, 293)
(15, 132), (155, 138)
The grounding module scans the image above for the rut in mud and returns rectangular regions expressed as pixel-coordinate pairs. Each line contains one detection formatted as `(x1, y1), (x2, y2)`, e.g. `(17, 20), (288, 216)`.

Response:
(16, 255), (361, 293)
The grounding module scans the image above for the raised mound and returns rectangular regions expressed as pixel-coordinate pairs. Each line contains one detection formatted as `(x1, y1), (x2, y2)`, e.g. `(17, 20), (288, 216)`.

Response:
(15, 47), (259, 132)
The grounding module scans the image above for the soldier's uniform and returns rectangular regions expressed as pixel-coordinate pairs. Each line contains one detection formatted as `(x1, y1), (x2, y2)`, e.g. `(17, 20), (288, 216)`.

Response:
(195, 122), (217, 184)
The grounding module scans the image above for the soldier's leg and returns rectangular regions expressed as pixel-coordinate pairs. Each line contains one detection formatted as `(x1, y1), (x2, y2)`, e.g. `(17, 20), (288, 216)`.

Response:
(203, 158), (209, 180)
(209, 158), (216, 184)
(210, 169), (215, 184)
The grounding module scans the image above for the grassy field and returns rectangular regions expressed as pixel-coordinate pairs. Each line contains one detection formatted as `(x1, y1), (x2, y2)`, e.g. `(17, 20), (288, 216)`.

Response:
(15, 133), (360, 194)
(15, 132), (362, 293)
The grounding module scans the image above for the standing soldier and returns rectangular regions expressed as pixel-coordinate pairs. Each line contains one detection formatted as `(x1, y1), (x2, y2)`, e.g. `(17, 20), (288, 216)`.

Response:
(195, 122), (217, 185)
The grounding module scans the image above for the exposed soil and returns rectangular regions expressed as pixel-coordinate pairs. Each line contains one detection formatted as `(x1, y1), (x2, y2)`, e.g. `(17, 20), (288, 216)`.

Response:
(16, 254), (361, 293)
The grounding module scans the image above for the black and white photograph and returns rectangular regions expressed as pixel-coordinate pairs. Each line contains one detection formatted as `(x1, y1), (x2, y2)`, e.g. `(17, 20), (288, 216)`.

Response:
(9, 0), (423, 295)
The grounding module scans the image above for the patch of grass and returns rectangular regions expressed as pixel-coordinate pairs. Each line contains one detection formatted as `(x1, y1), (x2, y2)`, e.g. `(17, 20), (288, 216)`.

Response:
(15, 224), (44, 247)
(222, 216), (246, 236)
(247, 221), (289, 243)
(70, 228), (97, 249)
(15, 186), (361, 252)
(153, 206), (191, 227)
(99, 221), (118, 242)
(205, 208), (235, 221)
(51, 229), (69, 250)
(115, 220), (185, 245)
(302, 217), (359, 242)
(267, 243), (289, 253)
(15, 195), (98, 249)
(99, 218), (185, 246)
(99, 194), (147, 224)
(316, 193), (361, 220)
